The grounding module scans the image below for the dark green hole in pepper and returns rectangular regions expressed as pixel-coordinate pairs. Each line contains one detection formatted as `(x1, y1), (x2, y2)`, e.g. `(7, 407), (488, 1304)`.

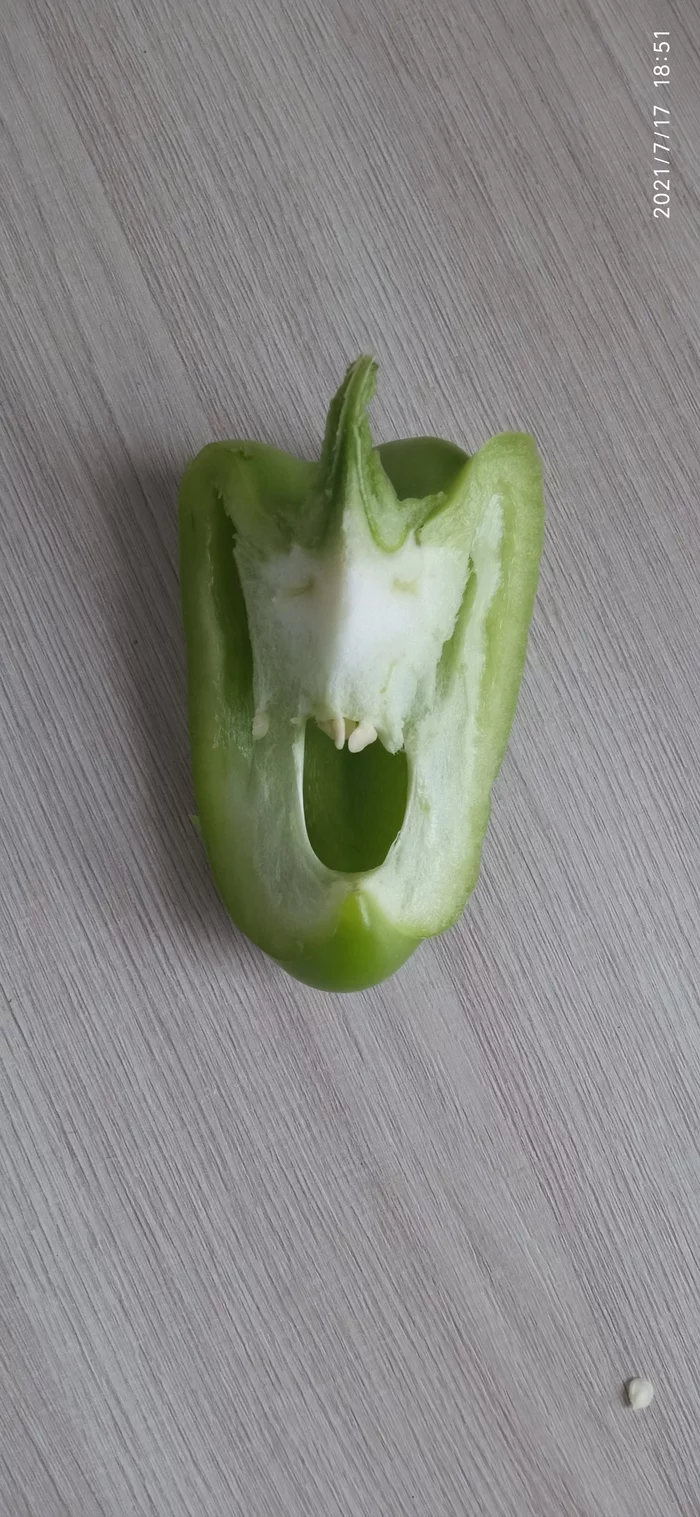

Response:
(303, 724), (408, 874)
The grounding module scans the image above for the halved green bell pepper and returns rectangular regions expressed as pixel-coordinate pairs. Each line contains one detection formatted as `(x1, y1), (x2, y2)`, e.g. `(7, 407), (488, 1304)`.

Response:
(179, 356), (544, 991)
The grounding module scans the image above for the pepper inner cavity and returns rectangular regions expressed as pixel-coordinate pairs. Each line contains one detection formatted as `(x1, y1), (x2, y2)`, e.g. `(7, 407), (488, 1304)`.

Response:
(302, 719), (408, 874)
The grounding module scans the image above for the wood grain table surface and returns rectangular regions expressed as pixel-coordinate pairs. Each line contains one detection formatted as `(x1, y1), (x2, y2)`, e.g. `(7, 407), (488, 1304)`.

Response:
(2, 0), (699, 1512)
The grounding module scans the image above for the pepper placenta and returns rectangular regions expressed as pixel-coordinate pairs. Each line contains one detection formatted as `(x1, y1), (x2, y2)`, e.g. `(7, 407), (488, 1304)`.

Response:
(179, 356), (544, 991)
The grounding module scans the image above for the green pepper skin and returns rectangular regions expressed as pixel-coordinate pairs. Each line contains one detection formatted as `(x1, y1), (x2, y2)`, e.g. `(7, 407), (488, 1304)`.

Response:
(179, 358), (544, 991)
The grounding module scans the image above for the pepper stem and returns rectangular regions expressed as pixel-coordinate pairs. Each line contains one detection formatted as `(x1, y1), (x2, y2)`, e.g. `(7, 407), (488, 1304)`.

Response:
(304, 356), (442, 552)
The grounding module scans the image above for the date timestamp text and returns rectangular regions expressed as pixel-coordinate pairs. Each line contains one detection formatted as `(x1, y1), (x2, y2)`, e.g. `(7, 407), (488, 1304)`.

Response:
(653, 33), (670, 218)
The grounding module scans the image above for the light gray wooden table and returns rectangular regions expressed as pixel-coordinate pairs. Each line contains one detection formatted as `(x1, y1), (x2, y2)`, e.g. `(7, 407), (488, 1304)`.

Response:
(2, 1), (699, 1512)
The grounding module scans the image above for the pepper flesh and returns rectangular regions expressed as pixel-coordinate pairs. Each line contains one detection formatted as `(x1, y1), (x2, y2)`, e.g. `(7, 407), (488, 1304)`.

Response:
(179, 357), (544, 991)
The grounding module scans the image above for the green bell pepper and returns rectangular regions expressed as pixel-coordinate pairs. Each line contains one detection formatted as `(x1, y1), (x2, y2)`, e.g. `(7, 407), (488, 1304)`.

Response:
(179, 356), (544, 991)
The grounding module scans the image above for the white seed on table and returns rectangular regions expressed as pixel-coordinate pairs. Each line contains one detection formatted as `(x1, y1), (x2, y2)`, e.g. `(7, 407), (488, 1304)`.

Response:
(627, 1377), (654, 1411)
